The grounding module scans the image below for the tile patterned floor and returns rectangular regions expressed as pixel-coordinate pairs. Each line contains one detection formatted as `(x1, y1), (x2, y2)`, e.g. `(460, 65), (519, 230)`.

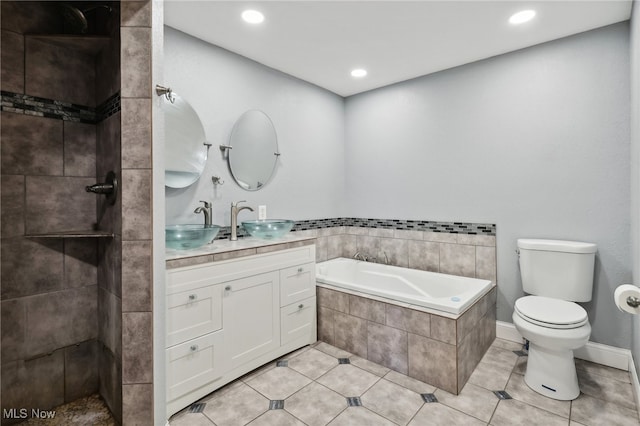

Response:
(169, 338), (640, 426)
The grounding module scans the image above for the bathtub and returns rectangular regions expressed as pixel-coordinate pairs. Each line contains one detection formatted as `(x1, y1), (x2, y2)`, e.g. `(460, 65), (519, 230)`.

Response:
(316, 258), (493, 315)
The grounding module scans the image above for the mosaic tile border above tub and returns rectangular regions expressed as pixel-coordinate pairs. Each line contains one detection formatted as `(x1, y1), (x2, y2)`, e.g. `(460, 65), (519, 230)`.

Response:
(1, 90), (120, 124)
(214, 217), (496, 241)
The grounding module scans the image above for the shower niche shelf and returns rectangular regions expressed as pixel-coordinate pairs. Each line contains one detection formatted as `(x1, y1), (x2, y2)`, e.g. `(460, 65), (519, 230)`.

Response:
(26, 230), (114, 239)
(26, 34), (110, 56)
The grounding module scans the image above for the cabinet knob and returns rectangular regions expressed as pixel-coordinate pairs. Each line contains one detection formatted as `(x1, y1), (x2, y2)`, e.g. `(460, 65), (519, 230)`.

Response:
(297, 267), (303, 273)
(225, 285), (232, 291)
(188, 294), (197, 301)
(190, 345), (198, 352)
(298, 304), (304, 309)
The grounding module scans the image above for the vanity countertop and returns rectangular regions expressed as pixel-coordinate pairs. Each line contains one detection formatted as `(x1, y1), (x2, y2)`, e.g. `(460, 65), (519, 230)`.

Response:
(166, 233), (316, 269)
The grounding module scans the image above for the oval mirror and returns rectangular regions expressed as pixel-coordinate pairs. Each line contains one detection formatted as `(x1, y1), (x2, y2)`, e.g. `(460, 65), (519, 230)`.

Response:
(227, 110), (278, 191)
(164, 93), (208, 188)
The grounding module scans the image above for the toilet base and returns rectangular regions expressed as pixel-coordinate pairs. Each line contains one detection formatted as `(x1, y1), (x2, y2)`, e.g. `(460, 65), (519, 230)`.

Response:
(524, 342), (579, 400)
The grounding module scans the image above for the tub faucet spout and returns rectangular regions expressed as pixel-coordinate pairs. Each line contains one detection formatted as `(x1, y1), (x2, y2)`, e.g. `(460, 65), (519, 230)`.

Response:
(230, 200), (254, 241)
(353, 251), (368, 261)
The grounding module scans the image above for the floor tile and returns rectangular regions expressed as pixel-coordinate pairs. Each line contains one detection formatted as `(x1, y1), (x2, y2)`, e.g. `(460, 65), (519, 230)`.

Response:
(201, 379), (245, 402)
(169, 412), (216, 425)
(247, 409), (306, 426)
(285, 382), (347, 426)
(203, 382), (269, 426)
(383, 370), (437, 394)
(288, 348), (339, 379)
(361, 379), (424, 425)
(314, 341), (352, 359)
(505, 372), (570, 418)
(571, 393), (640, 426)
(436, 382), (499, 422)
(575, 359), (631, 384)
(246, 367), (312, 400)
(490, 399), (568, 426)
(241, 361), (277, 383)
(490, 338), (525, 352)
(317, 364), (380, 397)
(328, 406), (396, 426)
(408, 402), (485, 426)
(467, 361), (512, 390)
(578, 367), (636, 410)
(349, 355), (391, 377)
(480, 346), (519, 372)
(513, 356), (527, 375)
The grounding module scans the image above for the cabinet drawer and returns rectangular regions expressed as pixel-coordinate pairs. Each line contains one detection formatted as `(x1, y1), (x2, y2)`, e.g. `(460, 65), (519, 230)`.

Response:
(167, 331), (225, 402)
(281, 296), (316, 346)
(280, 262), (315, 306)
(167, 285), (222, 347)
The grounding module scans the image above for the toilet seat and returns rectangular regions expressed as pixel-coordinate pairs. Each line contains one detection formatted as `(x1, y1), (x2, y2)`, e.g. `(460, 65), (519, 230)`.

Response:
(515, 296), (588, 329)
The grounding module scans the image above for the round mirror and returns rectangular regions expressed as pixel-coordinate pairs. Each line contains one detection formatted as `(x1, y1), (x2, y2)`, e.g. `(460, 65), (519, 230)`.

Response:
(228, 110), (278, 191)
(164, 93), (208, 188)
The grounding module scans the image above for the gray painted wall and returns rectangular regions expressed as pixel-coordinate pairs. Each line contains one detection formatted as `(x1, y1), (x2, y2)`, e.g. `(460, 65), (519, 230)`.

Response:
(344, 23), (631, 348)
(631, 1), (640, 369)
(164, 27), (346, 226)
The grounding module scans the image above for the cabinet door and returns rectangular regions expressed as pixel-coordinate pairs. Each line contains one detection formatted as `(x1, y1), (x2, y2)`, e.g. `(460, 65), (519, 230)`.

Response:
(167, 285), (222, 347)
(280, 262), (316, 307)
(223, 271), (280, 370)
(166, 330), (225, 402)
(281, 296), (316, 346)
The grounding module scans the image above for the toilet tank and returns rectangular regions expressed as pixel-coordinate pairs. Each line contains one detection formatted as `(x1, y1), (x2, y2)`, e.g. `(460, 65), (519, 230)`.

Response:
(518, 239), (597, 302)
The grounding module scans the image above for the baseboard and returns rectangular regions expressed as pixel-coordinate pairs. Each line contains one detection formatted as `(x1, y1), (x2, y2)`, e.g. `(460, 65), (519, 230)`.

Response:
(496, 320), (630, 371)
(629, 354), (640, 417)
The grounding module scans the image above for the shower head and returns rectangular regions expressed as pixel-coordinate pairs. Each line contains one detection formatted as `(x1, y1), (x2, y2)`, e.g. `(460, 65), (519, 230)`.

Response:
(60, 3), (113, 35)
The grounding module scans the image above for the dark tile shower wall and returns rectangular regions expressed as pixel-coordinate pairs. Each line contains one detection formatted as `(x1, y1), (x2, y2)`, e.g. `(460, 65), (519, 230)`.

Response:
(0, 1), (122, 424)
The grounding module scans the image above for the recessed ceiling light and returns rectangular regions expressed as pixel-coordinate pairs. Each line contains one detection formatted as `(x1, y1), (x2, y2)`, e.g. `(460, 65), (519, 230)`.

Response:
(351, 69), (367, 78)
(242, 10), (264, 24)
(509, 10), (536, 25)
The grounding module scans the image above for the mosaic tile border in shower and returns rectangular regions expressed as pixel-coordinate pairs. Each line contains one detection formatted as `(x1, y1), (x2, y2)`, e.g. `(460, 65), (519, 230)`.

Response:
(1, 91), (120, 123)
(214, 218), (496, 240)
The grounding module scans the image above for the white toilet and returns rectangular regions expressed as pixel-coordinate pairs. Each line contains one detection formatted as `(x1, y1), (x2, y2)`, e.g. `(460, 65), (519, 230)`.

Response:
(513, 239), (597, 400)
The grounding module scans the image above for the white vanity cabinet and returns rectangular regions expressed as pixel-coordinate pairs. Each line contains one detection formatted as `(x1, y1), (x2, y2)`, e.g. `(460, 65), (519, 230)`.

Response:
(165, 245), (316, 416)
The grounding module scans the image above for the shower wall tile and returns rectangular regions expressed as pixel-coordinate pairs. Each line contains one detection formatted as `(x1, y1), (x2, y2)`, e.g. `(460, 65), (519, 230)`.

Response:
(25, 176), (96, 234)
(64, 121), (96, 177)
(0, 1), (62, 34)
(122, 240), (152, 312)
(98, 287), (122, 359)
(121, 1), (152, 27)
(1, 298), (25, 363)
(341, 234), (357, 258)
(394, 229), (424, 241)
(334, 311), (368, 358)
(122, 312), (153, 384)
(457, 234), (496, 247)
(121, 27), (151, 98)
(1, 350), (64, 415)
(407, 240), (439, 272)
(1, 238), (63, 299)
(64, 239), (98, 289)
(99, 346), (123, 424)
(122, 383), (153, 426)
(318, 226), (344, 237)
(408, 333), (457, 394)
(327, 234), (344, 259)
(369, 228), (395, 238)
(1, 30), (24, 93)
(98, 237), (122, 296)
(121, 98), (151, 168)
(380, 237), (408, 267)
(96, 35), (121, 112)
(424, 231), (458, 243)
(367, 322), (408, 374)
(121, 169), (152, 240)
(315, 236), (328, 262)
(1, 174), (25, 238)
(1, 112), (63, 176)
(356, 235), (381, 257)
(24, 285), (97, 358)
(96, 112), (121, 233)
(25, 38), (95, 107)
(439, 243), (476, 278)
(64, 339), (99, 402)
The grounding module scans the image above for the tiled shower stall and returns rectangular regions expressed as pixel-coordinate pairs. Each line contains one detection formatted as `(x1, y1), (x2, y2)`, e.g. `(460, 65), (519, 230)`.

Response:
(0, 1), (154, 424)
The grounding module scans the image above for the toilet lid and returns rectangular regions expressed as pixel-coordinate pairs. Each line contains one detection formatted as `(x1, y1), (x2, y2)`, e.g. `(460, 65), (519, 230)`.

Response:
(515, 296), (588, 329)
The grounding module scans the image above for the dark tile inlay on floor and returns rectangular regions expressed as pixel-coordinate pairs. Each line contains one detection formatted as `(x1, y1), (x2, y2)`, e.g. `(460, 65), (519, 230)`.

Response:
(493, 390), (513, 400)
(346, 397), (362, 407)
(276, 360), (288, 367)
(513, 350), (528, 357)
(421, 393), (438, 403)
(188, 402), (206, 413)
(269, 400), (285, 410)
(338, 358), (351, 365)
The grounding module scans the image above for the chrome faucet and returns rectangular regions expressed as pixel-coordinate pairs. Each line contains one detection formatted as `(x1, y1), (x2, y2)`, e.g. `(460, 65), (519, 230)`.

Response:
(353, 251), (368, 261)
(194, 200), (213, 227)
(230, 200), (254, 241)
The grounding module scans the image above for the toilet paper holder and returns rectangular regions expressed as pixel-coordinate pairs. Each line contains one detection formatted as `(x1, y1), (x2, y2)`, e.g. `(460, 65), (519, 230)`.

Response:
(628, 296), (640, 308)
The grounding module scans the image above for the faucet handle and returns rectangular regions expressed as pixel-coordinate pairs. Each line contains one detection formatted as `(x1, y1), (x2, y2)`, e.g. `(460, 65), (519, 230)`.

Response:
(199, 200), (211, 208)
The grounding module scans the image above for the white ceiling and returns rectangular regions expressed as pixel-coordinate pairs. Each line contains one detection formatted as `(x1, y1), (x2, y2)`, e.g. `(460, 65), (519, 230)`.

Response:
(165, 1), (632, 97)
